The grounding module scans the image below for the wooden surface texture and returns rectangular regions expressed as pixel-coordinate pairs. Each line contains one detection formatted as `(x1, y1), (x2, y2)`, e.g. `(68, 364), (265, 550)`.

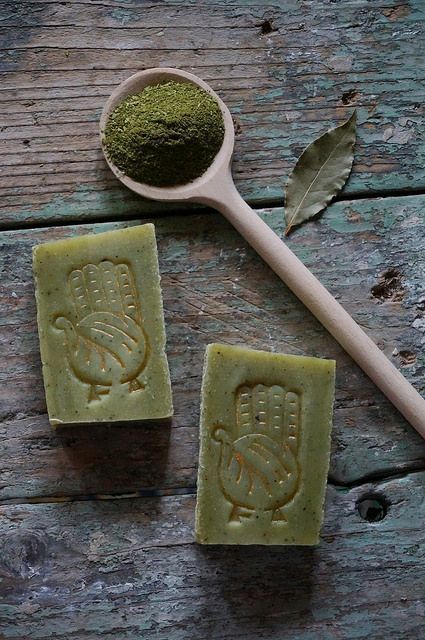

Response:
(0, 1), (424, 639)
(1, 0), (425, 227)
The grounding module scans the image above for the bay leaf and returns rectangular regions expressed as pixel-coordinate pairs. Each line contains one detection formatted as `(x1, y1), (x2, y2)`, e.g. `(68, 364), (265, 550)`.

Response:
(284, 111), (357, 236)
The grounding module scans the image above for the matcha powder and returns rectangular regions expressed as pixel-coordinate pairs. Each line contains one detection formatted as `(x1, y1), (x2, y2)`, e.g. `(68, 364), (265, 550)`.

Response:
(104, 81), (225, 187)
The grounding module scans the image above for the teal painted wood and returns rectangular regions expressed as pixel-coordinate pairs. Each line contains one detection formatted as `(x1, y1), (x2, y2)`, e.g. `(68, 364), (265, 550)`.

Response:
(1, 3), (424, 636)
(1, 0), (424, 226)
(0, 195), (424, 500)
(0, 472), (423, 639)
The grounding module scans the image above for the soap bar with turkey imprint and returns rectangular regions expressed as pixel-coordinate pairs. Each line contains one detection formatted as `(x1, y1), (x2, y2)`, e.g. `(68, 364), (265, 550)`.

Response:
(33, 224), (173, 426)
(195, 343), (335, 545)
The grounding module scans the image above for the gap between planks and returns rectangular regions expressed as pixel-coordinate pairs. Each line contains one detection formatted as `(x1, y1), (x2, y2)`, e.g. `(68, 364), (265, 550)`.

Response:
(2, 466), (424, 507)
(2, 188), (425, 233)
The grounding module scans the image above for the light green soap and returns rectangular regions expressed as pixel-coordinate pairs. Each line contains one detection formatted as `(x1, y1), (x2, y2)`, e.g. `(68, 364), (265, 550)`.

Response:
(195, 343), (335, 545)
(33, 224), (173, 427)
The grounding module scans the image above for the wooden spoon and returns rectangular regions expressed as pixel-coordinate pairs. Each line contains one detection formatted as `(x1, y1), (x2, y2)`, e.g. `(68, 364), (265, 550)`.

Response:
(100, 67), (425, 439)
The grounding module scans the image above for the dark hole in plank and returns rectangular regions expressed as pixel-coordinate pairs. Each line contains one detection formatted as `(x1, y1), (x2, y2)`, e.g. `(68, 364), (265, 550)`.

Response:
(356, 494), (388, 522)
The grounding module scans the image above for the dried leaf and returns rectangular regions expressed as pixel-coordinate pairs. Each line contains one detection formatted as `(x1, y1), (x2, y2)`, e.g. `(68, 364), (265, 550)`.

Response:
(284, 111), (357, 235)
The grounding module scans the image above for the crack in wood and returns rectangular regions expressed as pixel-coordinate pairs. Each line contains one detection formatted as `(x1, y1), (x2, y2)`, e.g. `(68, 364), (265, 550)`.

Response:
(2, 467), (424, 507)
(329, 464), (425, 489)
(2, 188), (425, 232)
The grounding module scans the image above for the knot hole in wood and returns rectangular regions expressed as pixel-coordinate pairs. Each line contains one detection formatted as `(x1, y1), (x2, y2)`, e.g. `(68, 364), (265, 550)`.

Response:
(0, 531), (47, 579)
(356, 494), (388, 523)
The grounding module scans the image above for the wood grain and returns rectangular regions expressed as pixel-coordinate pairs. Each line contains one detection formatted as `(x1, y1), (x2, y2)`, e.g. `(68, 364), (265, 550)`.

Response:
(1, 4), (425, 637)
(1, 196), (424, 501)
(1, 0), (424, 226)
(0, 472), (423, 639)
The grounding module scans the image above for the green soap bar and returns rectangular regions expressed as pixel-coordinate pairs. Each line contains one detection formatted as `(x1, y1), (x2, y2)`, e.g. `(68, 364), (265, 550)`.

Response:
(195, 343), (335, 545)
(33, 224), (173, 426)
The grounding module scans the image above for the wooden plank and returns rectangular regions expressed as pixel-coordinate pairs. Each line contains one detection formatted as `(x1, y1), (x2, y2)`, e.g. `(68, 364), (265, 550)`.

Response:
(1, 0), (424, 226)
(0, 472), (424, 639)
(0, 196), (424, 500)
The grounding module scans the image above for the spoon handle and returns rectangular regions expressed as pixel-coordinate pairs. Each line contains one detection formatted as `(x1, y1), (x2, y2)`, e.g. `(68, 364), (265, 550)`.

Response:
(201, 174), (425, 439)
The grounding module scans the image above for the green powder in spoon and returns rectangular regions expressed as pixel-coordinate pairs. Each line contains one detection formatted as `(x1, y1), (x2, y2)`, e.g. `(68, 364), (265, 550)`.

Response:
(103, 81), (225, 187)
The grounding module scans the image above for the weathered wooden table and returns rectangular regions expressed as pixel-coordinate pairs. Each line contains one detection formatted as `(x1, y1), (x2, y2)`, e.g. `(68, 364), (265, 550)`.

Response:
(1, 2), (424, 638)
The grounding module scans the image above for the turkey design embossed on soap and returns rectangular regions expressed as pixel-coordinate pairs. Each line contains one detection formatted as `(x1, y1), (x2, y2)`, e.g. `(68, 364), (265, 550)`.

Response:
(213, 384), (301, 523)
(54, 260), (149, 402)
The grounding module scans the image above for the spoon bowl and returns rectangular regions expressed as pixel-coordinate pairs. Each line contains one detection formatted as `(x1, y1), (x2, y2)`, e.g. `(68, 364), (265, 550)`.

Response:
(99, 67), (425, 439)
(99, 67), (234, 202)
